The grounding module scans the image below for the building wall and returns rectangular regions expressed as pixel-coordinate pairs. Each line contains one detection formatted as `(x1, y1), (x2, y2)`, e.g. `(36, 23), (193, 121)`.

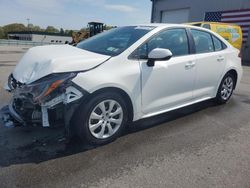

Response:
(242, 27), (250, 63)
(152, 0), (250, 23)
(32, 34), (72, 44)
(7, 33), (71, 44)
(8, 33), (32, 41)
(151, 0), (250, 63)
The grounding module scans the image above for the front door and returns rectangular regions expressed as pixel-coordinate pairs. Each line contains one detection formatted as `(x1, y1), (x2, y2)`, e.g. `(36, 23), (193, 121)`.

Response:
(138, 28), (197, 114)
(140, 55), (196, 114)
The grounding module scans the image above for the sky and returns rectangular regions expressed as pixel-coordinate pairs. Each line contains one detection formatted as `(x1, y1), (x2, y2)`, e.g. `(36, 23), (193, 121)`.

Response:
(0, 0), (152, 30)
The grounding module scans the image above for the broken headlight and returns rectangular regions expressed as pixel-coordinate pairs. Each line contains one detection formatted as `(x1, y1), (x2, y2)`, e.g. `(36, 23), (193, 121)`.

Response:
(16, 73), (77, 103)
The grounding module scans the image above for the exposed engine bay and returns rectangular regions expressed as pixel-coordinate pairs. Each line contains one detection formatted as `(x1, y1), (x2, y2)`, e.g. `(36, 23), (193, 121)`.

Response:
(3, 73), (85, 133)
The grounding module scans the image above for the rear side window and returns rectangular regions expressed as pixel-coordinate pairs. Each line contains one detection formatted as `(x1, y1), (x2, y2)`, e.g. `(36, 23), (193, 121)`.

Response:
(212, 36), (223, 51)
(202, 24), (211, 30)
(213, 35), (227, 51)
(191, 29), (214, 53)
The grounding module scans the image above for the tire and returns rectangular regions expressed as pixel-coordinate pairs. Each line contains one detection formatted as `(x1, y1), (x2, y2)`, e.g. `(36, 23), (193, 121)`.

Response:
(73, 91), (128, 146)
(215, 72), (236, 104)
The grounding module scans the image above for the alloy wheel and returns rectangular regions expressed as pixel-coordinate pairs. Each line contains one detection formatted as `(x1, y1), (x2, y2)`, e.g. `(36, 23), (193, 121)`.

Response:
(88, 100), (123, 139)
(221, 76), (234, 100)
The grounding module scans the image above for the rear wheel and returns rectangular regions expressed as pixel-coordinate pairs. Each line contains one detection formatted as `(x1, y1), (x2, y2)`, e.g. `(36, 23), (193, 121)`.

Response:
(74, 91), (128, 145)
(215, 73), (235, 104)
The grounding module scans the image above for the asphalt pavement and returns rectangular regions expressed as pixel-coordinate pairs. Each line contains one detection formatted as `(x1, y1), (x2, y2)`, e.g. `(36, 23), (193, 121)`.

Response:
(0, 46), (250, 188)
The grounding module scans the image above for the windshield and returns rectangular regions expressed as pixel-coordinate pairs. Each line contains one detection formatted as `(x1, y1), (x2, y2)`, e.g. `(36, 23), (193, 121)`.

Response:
(77, 26), (155, 56)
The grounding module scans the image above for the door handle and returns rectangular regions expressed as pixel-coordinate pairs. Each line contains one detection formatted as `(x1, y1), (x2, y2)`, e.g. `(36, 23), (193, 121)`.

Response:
(217, 56), (225, 62)
(185, 61), (196, 69)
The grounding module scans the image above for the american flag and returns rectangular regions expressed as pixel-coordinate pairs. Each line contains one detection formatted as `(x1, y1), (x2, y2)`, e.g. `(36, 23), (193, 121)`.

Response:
(204, 9), (250, 42)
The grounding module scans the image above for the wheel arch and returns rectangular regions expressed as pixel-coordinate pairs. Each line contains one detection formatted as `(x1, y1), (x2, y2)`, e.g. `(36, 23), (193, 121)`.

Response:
(84, 87), (134, 122)
(226, 69), (238, 89)
(214, 68), (239, 98)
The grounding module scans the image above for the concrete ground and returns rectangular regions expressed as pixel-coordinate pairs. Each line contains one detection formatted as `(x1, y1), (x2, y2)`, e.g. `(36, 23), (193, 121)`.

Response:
(0, 46), (250, 188)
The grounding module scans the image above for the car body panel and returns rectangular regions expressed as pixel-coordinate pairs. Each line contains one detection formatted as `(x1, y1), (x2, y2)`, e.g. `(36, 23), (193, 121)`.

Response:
(192, 51), (227, 100)
(72, 49), (143, 120)
(139, 54), (196, 114)
(13, 45), (110, 84)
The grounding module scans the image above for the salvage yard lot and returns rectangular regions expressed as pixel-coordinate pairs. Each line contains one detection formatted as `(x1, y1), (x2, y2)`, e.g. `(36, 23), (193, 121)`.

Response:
(0, 46), (250, 188)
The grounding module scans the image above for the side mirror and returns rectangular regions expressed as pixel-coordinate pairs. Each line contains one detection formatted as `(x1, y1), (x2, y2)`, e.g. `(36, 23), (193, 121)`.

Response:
(147, 48), (173, 67)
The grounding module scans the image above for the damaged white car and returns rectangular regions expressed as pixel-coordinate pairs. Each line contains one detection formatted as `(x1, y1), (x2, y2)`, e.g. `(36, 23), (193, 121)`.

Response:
(4, 24), (242, 145)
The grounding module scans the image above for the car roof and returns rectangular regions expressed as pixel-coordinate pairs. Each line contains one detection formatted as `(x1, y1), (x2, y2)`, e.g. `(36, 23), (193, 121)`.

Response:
(135, 23), (210, 30)
(187, 21), (239, 26)
(137, 23), (184, 28)
(132, 23), (232, 47)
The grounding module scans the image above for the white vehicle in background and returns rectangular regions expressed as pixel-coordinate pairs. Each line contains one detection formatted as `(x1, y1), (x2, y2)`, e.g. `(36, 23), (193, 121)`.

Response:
(5, 24), (242, 145)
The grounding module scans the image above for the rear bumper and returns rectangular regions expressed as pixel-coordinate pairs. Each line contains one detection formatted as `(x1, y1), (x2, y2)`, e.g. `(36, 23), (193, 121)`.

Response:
(235, 65), (243, 90)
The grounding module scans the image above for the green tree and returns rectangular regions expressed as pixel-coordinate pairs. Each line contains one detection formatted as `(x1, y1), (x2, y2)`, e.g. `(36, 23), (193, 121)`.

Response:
(32, 25), (42, 31)
(0, 27), (5, 39)
(27, 24), (42, 32)
(3, 23), (26, 33)
(45, 26), (59, 33)
(27, 23), (34, 30)
(68, 30), (74, 36)
(60, 28), (64, 35)
(104, 25), (115, 30)
(79, 28), (87, 33)
(2, 23), (27, 38)
(64, 29), (74, 36)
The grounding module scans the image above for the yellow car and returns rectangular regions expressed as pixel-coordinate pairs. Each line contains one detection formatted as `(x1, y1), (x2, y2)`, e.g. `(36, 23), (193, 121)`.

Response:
(187, 22), (242, 50)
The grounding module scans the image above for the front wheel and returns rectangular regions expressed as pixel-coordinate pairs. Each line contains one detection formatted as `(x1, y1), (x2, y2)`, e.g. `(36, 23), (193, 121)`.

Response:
(74, 92), (128, 146)
(215, 73), (236, 104)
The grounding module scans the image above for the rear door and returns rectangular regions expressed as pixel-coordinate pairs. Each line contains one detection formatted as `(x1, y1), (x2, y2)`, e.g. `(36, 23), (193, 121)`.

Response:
(190, 29), (227, 100)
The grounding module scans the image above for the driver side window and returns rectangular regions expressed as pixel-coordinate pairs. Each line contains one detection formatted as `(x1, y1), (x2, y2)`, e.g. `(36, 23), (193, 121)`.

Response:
(136, 28), (189, 59)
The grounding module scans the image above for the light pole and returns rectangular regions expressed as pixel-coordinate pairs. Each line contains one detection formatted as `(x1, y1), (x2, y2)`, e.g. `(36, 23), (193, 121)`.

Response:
(27, 18), (30, 30)
(26, 18), (31, 41)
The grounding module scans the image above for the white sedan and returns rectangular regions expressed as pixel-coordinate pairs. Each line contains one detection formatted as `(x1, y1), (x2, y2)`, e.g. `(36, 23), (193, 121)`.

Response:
(5, 24), (242, 145)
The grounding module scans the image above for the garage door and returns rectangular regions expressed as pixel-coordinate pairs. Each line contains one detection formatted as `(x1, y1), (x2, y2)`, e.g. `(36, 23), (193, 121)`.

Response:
(161, 9), (190, 23)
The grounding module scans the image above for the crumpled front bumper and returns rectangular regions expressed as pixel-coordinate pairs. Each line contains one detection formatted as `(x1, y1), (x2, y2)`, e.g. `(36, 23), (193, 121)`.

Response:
(8, 99), (25, 125)
(6, 85), (85, 128)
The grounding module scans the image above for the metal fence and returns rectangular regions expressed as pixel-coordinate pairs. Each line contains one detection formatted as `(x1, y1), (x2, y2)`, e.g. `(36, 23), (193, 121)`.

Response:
(0, 39), (51, 47)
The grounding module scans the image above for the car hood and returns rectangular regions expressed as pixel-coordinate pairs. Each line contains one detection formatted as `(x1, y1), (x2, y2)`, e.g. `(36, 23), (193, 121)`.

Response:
(13, 45), (111, 84)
